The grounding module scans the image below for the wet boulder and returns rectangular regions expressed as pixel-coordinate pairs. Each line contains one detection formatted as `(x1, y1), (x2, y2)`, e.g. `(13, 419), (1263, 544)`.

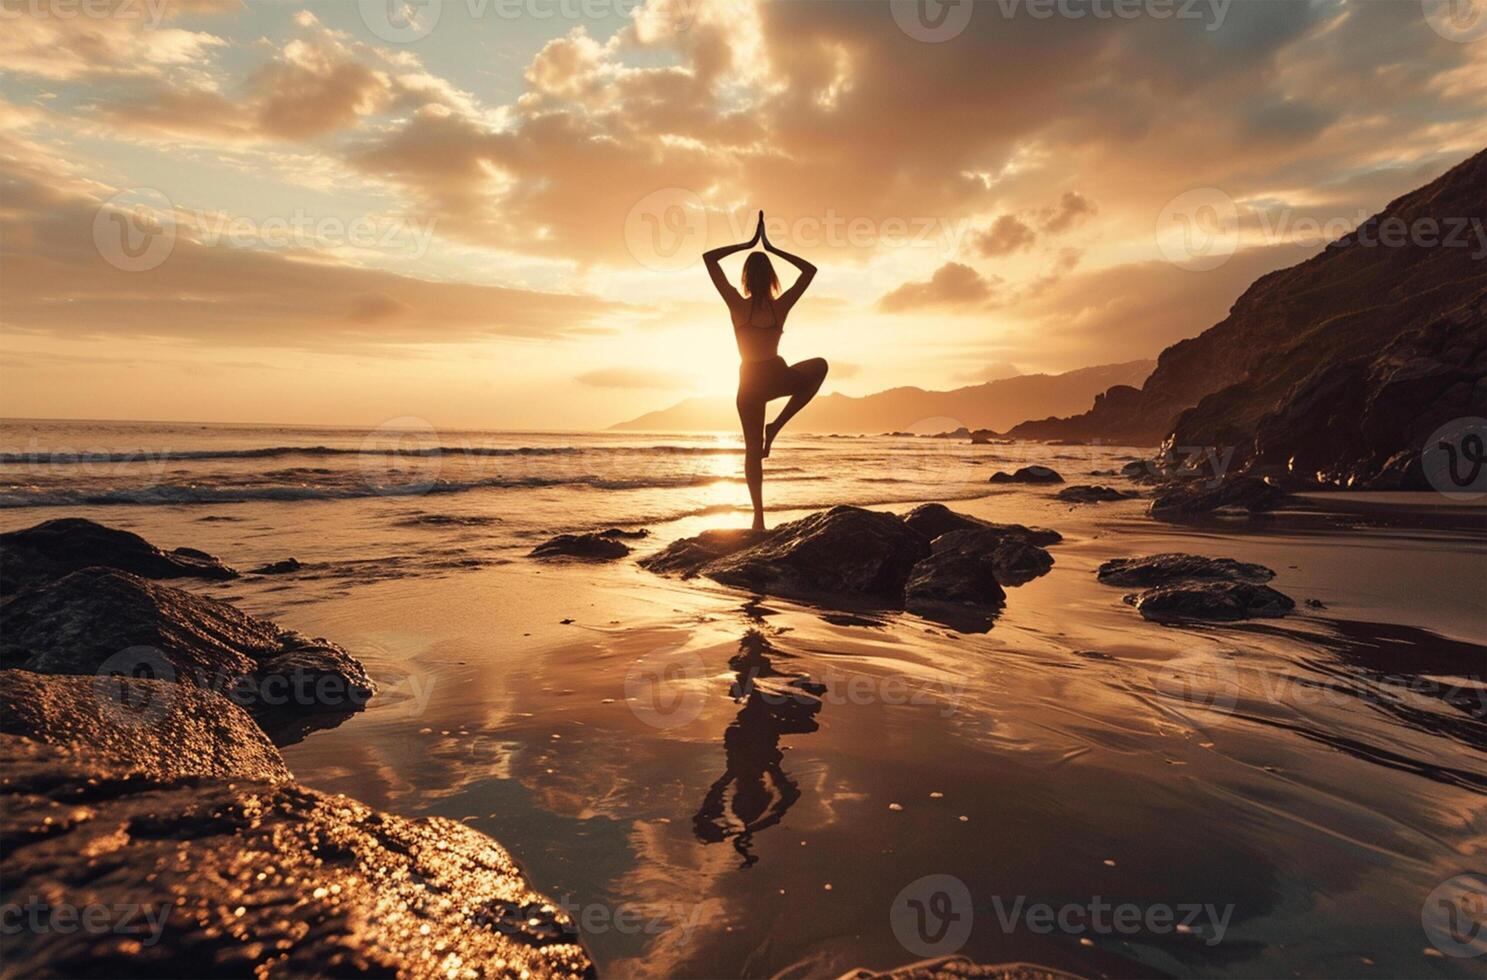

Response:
(0, 736), (593, 979)
(1148, 475), (1289, 520)
(988, 465), (1064, 484)
(900, 503), (1062, 547)
(1097, 553), (1276, 588)
(1128, 581), (1297, 622)
(638, 528), (769, 578)
(904, 546), (1008, 610)
(0, 518), (237, 595)
(0, 569), (375, 731)
(703, 506), (931, 602)
(1056, 484), (1137, 504)
(0, 670), (290, 781)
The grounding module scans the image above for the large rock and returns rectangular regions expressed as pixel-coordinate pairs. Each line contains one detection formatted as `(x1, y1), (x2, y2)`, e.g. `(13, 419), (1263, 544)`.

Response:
(904, 543), (1008, 610)
(1, 569), (375, 735)
(900, 503), (1062, 547)
(1097, 554), (1276, 588)
(0, 736), (593, 979)
(704, 506), (931, 602)
(1128, 581), (1297, 622)
(932, 528), (1053, 588)
(0, 670), (290, 781)
(0, 518), (237, 595)
(988, 465), (1063, 484)
(1147, 475), (1290, 520)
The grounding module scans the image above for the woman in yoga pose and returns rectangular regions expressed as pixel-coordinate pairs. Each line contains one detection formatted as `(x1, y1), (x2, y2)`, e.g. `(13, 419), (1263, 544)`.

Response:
(704, 211), (828, 531)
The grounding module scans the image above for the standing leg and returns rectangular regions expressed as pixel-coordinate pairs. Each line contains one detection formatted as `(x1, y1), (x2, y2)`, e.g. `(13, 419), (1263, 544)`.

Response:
(737, 393), (767, 531)
(764, 358), (829, 457)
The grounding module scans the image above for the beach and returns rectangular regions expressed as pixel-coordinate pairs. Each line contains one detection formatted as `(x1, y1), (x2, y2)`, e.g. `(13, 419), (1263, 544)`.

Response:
(2, 419), (1483, 977)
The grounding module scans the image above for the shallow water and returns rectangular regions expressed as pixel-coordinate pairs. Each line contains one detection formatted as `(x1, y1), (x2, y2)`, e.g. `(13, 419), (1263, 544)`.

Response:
(3, 421), (1484, 978)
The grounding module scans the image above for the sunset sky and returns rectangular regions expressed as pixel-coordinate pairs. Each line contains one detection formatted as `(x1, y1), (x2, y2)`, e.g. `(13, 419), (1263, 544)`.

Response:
(1, 0), (1483, 429)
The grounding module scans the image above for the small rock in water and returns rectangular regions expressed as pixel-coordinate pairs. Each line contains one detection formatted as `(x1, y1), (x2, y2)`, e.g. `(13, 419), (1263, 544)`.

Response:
(530, 533), (631, 561)
(988, 465), (1064, 484)
(250, 558), (302, 575)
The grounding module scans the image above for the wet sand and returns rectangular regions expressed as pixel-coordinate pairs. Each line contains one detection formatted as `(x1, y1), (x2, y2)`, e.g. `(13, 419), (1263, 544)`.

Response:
(170, 488), (1485, 978)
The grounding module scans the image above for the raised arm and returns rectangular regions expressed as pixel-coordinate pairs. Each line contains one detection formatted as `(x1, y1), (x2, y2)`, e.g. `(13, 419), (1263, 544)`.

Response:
(762, 224), (817, 312)
(703, 211), (764, 304)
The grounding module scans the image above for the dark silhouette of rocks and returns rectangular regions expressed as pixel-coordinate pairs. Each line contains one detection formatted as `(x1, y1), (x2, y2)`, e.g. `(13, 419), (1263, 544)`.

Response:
(530, 533), (632, 560)
(0, 671), (292, 781)
(1098, 554), (1276, 587)
(1128, 581), (1296, 622)
(0, 736), (594, 979)
(901, 503), (1062, 546)
(2, 569), (375, 730)
(989, 465), (1063, 484)
(1147, 476), (1290, 520)
(0, 517), (237, 595)
(249, 557), (301, 575)
(1056, 484), (1136, 504)
(644, 505), (1056, 616)
(1098, 553), (1292, 621)
(1006, 149), (1487, 490)
(704, 507), (931, 601)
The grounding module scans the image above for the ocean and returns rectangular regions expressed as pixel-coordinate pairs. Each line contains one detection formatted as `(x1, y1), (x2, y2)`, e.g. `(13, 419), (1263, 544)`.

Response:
(3, 418), (1484, 978)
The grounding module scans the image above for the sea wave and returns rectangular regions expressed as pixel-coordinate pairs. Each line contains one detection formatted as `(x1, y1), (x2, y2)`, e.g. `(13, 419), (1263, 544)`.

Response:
(0, 444), (766, 464)
(0, 472), (766, 507)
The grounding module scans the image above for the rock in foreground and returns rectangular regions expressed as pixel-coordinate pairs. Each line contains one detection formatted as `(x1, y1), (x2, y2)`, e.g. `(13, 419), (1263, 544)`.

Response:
(0, 671), (291, 781)
(0, 736), (593, 979)
(0, 517), (237, 595)
(1, 569), (375, 733)
(988, 465), (1064, 484)
(639, 528), (768, 578)
(1129, 581), (1297, 622)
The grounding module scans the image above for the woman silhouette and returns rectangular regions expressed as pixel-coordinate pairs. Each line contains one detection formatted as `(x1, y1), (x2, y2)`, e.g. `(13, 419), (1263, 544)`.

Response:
(704, 211), (828, 531)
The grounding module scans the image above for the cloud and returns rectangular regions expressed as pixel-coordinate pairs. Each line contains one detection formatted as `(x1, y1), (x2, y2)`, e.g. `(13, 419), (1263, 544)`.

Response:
(575, 368), (690, 389)
(877, 262), (999, 313)
(0, 140), (622, 351)
(976, 215), (1037, 257)
(1038, 191), (1098, 234)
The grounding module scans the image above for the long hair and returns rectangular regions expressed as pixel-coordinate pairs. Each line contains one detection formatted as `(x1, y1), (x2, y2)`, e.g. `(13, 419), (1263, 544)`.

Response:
(741, 253), (780, 311)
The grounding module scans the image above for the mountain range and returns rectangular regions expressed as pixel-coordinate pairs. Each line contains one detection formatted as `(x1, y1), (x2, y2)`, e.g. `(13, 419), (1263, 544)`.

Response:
(610, 360), (1155, 434)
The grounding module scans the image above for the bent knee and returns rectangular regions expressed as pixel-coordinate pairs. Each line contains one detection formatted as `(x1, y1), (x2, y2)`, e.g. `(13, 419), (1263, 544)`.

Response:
(806, 357), (829, 380)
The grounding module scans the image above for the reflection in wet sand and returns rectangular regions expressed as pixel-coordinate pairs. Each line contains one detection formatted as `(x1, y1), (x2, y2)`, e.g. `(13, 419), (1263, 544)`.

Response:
(694, 630), (826, 868)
